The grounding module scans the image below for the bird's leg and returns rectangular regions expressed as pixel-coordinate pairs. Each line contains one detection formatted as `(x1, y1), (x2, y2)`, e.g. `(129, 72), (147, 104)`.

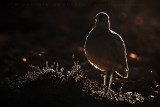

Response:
(107, 71), (113, 94)
(103, 72), (107, 92)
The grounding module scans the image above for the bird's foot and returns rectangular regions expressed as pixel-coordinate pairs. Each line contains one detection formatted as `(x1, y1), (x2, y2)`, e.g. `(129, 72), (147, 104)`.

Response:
(106, 89), (113, 98)
(97, 87), (106, 96)
(100, 88), (106, 96)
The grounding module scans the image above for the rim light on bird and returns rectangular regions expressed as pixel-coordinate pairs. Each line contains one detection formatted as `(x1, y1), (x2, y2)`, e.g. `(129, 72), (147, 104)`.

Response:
(84, 12), (129, 94)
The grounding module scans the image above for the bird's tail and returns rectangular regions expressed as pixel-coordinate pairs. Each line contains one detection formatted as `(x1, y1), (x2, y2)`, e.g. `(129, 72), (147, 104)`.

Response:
(115, 64), (129, 78)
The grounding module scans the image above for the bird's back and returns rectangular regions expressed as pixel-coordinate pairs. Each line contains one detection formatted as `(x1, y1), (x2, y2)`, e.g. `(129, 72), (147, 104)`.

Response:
(84, 27), (129, 78)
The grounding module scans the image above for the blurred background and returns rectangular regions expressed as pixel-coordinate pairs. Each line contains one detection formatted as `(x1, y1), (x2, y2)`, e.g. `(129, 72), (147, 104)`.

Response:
(0, 0), (160, 96)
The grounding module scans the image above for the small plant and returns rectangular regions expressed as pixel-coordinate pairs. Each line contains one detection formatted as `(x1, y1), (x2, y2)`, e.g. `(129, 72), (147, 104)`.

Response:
(10, 60), (145, 105)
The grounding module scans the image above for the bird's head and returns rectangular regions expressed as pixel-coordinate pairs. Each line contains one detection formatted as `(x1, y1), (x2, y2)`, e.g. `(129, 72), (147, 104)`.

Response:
(95, 12), (109, 22)
(95, 12), (110, 29)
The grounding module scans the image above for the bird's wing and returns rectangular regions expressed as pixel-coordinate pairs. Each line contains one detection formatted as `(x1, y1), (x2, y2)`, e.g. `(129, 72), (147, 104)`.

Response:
(115, 35), (128, 67)
(110, 31), (129, 78)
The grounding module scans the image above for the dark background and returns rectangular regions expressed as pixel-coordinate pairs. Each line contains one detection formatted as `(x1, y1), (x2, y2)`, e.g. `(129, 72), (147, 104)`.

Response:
(0, 0), (160, 106)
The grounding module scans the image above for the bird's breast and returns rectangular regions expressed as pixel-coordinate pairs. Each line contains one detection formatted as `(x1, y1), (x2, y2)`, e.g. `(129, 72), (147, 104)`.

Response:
(85, 29), (116, 71)
(84, 27), (129, 78)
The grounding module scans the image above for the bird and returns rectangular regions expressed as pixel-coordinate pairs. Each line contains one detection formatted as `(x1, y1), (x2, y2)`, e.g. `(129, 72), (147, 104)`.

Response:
(84, 12), (129, 94)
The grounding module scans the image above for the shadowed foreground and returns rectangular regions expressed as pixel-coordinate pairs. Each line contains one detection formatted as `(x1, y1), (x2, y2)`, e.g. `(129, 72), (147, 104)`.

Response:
(0, 61), (159, 107)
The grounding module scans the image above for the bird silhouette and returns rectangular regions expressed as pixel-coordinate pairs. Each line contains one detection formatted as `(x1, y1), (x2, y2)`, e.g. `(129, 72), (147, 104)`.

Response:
(84, 12), (129, 94)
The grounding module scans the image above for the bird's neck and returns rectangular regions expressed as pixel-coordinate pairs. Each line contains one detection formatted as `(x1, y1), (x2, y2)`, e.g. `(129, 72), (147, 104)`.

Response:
(95, 21), (110, 30)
